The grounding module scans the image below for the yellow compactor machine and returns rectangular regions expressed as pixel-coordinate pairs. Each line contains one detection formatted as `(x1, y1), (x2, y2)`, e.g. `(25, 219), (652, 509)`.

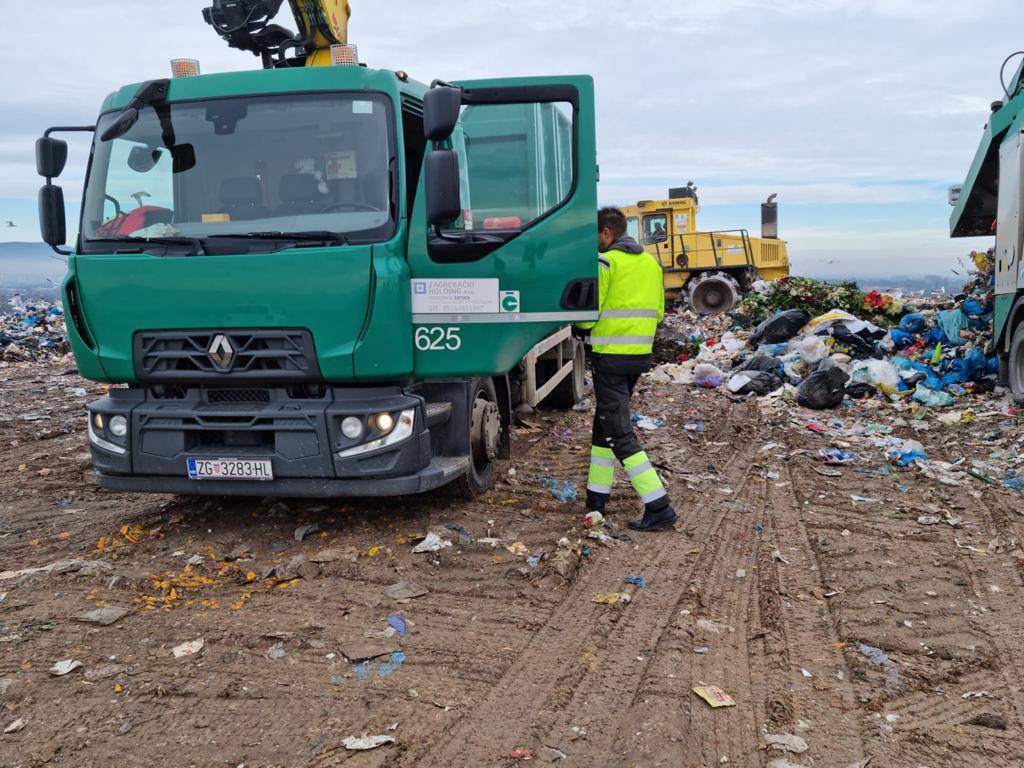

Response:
(621, 184), (790, 314)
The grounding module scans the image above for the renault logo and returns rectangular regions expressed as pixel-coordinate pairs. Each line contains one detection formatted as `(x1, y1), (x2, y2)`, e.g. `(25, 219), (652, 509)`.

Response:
(208, 334), (235, 370)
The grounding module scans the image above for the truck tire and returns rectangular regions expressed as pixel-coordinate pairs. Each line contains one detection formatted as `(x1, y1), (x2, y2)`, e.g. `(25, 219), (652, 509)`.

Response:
(1009, 323), (1024, 404)
(543, 338), (586, 409)
(688, 271), (741, 315)
(456, 377), (499, 497)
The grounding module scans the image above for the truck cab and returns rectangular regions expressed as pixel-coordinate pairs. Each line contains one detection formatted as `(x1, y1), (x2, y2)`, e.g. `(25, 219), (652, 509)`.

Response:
(36, 62), (598, 496)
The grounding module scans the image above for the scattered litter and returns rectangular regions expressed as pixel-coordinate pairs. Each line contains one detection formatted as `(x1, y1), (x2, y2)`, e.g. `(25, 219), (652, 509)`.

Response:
(387, 615), (407, 637)
(850, 495), (880, 504)
(342, 734), (395, 751)
(540, 477), (578, 502)
(684, 422), (705, 432)
(510, 747), (534, 760)
(625, 574), (647, 588)
(384, 580), (428, 600)
(265, 642), (286, 660)
(294, 523), (323, 541)
(171, 639), (205, 659)
(411, 532), (452, 554)
(339, 639), (399, 662)
(696, 618), (734, 634)
(572, 399), (591, 412)
(764, 733), (809, 754)
(49, 659), (82, 676)
(593, 592), (631, 605)
(772, 549), (789, 564)
(73, 605), (131, 626)
(3, 718), (25, 734)
(505, 542), (530, 557)
(693, 685), (736, 708)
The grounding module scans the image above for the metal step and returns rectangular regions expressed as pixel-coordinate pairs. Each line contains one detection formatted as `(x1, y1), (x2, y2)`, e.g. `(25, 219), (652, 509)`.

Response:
(425, 401), (453, 427)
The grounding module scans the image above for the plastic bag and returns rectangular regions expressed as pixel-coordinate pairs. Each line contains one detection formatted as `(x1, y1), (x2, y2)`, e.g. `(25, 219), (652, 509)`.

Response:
(790, 335), (828, 364)
(935, 309), (968, 347)
(962, 347), (994, 382)
(796, 366), (849, 409)
(899, 313), (927, 334)
(889, 329), (915, 349)
(693, 363), (724, 388)
(845, 382), (878, 400)
(749, 310), (811, 346)
(727, 370), (783, 396)
(849, 358), (900, 394)
(913, 385), (954, 407)
(830, 326), (876, 358)
(733, 354), (782, 375)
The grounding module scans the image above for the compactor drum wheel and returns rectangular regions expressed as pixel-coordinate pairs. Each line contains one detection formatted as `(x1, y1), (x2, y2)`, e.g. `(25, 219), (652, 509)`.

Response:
(1009, 323), (1024, 404)
(687, 271), (741, 315)
(457, 377), (499, 497)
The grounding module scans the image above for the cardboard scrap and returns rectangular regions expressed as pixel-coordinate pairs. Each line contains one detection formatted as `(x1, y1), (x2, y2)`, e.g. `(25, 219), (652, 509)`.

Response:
(692, 685), (736, 708)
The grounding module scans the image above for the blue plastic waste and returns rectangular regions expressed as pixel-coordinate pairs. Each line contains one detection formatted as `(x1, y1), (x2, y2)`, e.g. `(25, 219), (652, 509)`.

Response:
(935, 309), (968, 346)
(923, 327), (948, 345)
(962, 299), (987, 317)
(899, 313), (927, 333)
(889, 329), (915, 349)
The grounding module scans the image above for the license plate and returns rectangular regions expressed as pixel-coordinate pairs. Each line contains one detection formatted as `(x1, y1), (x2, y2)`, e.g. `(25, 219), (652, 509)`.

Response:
(187, 457), (274, 481)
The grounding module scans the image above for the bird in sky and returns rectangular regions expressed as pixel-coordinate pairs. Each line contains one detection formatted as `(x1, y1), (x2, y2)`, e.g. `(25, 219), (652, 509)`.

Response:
(4, 221), (15, 227)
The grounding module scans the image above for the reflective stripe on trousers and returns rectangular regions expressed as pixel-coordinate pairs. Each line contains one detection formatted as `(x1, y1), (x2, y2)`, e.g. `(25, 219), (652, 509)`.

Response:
(599, 309), (660, 320)
(623, 451), (668, 504)
(587, 445), (615, 495)
(587, 335), (656, 346)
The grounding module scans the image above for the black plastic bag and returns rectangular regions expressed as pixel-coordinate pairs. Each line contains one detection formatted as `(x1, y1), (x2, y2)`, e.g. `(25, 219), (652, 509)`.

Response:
(749, 309), (811, 346)
(796, 367), (849, 409)
(733, 354), (783, 375)
(844, 382), (878, 400)
(829, 325), (877, 358)
(730, 370), (783, 396)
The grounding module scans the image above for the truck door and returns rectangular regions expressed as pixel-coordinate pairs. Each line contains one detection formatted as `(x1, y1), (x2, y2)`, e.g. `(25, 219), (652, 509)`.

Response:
(407, 76), (598, 378)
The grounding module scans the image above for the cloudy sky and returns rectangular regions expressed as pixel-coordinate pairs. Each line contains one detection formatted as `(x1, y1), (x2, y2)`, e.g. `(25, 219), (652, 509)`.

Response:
(1, 0), (1018, 275)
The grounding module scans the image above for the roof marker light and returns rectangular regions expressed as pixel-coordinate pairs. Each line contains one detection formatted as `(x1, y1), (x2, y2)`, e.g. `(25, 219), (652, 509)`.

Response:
(170, 58), (201, 78)
(330, 44), (359, 67)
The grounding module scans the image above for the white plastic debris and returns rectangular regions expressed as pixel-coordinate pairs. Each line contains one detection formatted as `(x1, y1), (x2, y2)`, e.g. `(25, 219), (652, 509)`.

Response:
(411, 532), (452, 554)
(49, 659), (82, 676)
(342, 734), (395, 751)
(172, 638), (205, 658)
(4, 718), (26, 734)
(764, 732), (809, 754)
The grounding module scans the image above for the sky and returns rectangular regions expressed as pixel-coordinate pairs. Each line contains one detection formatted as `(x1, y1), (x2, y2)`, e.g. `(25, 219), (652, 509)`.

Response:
(0, 0), (1018, 276)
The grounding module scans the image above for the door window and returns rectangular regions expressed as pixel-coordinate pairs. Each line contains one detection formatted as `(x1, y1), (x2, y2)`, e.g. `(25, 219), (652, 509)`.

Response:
(444, 101), (574, 232)
(626, 217), (640, 242)
(643, 213), (668, 244)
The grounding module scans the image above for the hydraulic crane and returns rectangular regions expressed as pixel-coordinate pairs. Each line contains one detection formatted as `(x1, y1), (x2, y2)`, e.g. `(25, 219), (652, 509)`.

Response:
(202, 0), (352, 68)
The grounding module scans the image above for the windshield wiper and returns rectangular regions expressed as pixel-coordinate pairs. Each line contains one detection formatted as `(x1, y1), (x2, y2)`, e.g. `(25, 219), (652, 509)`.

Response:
(207, 231), (349, 244)
(87, 236), (206, 255)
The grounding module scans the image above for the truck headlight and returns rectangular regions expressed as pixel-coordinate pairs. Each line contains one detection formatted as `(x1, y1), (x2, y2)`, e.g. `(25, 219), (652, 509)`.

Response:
(109, 415), (128, 437)
(341, 416), (364, 440)
(372, 412), (395, 434)
(338, 409), (415, 458)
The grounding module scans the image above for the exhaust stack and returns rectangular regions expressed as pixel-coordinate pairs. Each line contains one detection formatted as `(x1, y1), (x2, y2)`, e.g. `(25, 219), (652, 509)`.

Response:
(761, 193), (778, 239)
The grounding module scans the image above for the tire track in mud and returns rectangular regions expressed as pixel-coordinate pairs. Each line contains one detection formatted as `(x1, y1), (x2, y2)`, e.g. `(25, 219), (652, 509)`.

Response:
(408, 400), (768, 767)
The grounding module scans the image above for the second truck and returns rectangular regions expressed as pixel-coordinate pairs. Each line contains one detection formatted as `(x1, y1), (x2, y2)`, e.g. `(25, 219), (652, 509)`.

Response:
(35, 0), (597, 497)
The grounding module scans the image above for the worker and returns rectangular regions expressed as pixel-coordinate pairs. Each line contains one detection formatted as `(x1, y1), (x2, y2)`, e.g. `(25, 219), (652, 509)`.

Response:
(651, 221), (667, 242)
(577, 207), (677, 532)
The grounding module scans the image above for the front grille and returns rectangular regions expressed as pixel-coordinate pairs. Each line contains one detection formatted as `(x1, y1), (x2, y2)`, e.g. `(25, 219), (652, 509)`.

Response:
(207, 389), (271, 404)
(134, 329), (320, 384)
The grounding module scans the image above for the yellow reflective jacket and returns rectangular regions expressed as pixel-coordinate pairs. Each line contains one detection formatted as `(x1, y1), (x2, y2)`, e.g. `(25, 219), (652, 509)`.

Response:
(577, 236), (665, 355)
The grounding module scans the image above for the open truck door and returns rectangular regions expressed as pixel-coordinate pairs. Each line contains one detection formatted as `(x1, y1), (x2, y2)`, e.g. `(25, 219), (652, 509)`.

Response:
(408, 76), (598, 378)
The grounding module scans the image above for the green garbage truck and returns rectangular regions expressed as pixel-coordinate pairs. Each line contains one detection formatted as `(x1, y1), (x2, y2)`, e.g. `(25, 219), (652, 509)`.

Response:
(951, 52), (1024, 403)
(34, 6), (598, 497)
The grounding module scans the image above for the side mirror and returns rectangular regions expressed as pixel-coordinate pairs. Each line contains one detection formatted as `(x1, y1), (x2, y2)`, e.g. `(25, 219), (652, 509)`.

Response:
(424, 86), (462, 141)
(38, 184), (67, 247)
(425, 150), (462, 227)
(128, 145), (163, 173)
(100, 107), (140, 142)
(36, 137), (69, 178)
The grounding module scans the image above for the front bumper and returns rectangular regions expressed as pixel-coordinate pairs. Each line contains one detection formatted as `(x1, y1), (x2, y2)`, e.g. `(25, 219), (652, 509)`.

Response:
(87, 385), (465, 497)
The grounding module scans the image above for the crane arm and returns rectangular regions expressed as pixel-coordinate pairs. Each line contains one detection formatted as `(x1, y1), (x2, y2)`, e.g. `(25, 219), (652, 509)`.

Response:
(203, 0), (351, 68)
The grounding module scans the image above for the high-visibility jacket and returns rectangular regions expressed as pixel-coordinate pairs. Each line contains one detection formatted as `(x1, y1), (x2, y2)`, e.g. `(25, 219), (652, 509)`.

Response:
(577, 236), (665, 356)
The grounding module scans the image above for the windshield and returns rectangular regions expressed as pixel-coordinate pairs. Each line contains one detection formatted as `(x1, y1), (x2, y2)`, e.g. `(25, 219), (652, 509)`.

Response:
(81, 92), (394, 248)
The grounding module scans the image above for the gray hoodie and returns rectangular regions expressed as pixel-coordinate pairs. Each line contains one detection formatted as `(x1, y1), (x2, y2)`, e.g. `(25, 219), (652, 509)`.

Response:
(604, 235), (644, 255)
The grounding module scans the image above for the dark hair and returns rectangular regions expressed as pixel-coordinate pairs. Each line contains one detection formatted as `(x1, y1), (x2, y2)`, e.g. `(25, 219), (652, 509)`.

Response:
(598, 207), (627, 239)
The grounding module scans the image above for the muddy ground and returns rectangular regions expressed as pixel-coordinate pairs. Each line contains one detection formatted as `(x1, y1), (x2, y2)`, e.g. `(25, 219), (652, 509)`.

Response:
(1, 361), (1023, 768)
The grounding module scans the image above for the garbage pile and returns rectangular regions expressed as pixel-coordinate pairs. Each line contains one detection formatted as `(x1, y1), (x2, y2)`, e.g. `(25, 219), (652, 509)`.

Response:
(651, 251), (1003, 411)
(0, 297), (70, 363)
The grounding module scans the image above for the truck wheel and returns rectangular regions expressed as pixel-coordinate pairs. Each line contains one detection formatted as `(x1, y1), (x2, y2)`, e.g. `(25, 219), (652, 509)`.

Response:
(688, 271), (741, 315)
(1009, 323), (1024, 404)
(456, 377), (499, 497)
(544, 339), (586, 409)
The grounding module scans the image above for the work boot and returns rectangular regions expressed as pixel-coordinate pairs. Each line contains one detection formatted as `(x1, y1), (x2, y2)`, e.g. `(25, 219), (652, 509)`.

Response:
(628, 507), (677, 532)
